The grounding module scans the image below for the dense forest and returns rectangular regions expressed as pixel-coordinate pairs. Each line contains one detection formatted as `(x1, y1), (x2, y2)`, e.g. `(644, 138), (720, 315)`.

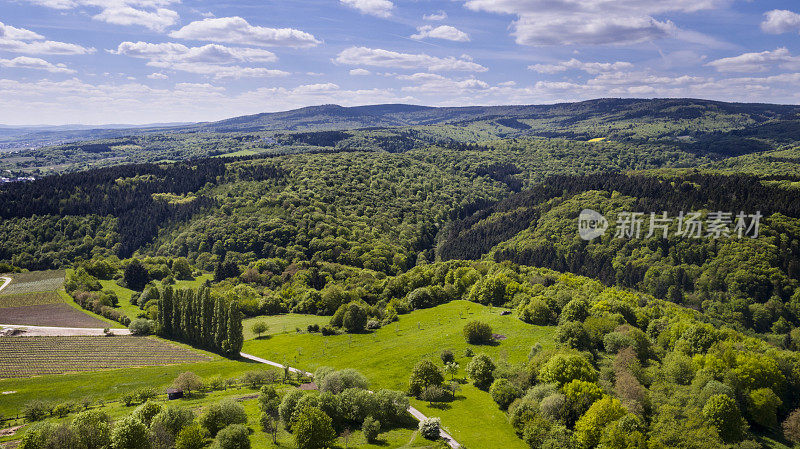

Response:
(4, 98), (800, 449)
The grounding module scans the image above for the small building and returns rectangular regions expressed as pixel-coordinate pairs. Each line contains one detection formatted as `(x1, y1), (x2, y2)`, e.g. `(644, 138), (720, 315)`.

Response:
(166, 388), (184, 400)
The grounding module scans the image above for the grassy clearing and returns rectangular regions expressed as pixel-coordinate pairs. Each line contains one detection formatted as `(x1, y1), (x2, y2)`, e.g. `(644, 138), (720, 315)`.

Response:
(0, 291), (63, 308)
(243, 314), (330, 340)
(0, 336), (211, 378)
(243, 300), (555, 391)
(0, 356), (265, 416)
(412, 383), (527, 449)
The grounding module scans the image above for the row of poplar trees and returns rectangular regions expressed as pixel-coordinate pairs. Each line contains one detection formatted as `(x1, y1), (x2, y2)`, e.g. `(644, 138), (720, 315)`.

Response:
(156, 285), (243, 357)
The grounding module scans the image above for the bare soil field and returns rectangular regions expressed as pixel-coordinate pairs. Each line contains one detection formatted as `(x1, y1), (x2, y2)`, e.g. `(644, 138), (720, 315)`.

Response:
(0, 304), (108, 328)
(0, 336), (211, 378)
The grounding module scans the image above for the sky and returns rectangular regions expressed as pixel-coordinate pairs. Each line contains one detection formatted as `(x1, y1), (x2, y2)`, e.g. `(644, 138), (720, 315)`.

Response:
(1, 0), (800, 125)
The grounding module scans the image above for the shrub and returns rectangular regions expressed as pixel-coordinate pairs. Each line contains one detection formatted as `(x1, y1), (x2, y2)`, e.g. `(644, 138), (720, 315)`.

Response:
(279, 390), (306, 430)
(366, 319), (381, 330)
(465, 353), (495, 390)
(174, 424), (206, 449)
(23, 400), (51, 422)
(342, 303), (368, 333)
(200, 401), (248, 436)
(128, 318), (155, 336)
(783, 408), (800, 444)
(574, 396), (626, 449)
(372, 389), (410, 426)
(132, 401), (163, 427)
(538, 353), (597, 387)
(318, 368), (369, 394)
(539, 393), (568, 424)
(440, 349), (455, 365)
(111, 416), (149, 449)
(72, 409), (111, 449)
(320, 325), (337, 336)
(52, 402), (73, 418)
(703, 394), (744, 443)
(151, 406), (195, 437)
(216, 424), (250, 449)
(463, 320), (493, 344)
(307, 324), (320, 333)
(409, 360), (444, 397)
(520, 298), (554, 325)
(293, 407), (336, 449)
(490, 378), (522, 410)
(362, 416), (380, 443)
(748, 388), (782, 429)
(463, 347), (474, 357)
(418, 417), (441, 440)
(242, 370), (277, 388)
(420, 386), (450, 405)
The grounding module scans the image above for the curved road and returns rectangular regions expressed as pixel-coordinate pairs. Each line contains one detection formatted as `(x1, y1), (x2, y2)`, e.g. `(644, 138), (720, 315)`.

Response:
(240, 352), (462, 449)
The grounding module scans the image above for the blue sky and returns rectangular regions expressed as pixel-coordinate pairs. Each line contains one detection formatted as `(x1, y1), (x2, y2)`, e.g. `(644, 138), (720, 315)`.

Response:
(1, 0), (799, 124)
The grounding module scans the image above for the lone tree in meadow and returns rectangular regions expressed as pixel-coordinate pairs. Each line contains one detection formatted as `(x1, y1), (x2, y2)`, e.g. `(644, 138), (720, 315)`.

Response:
(251, 322), (268, 339)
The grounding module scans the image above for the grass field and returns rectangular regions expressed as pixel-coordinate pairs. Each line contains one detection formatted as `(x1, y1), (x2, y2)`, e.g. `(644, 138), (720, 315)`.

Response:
(412, 384), (528, 449)
(242, 301), (554, 449)
(0, 384), (442, 449)
(243, 314), (330, 340)
(243, 300), (555, 391)
(0, 291), (63, 308)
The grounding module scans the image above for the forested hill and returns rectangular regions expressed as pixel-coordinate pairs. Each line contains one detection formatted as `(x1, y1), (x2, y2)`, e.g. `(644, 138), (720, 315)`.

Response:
(191, 98), (800, 134)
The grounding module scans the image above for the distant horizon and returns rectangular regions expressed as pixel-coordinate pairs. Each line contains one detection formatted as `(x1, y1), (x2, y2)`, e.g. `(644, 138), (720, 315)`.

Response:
(3, 96), (800, 128)
(2, 0), (800, 125)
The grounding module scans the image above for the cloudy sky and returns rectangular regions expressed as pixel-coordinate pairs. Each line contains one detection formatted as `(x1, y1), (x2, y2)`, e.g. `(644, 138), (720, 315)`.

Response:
(1, 0), (800, 124)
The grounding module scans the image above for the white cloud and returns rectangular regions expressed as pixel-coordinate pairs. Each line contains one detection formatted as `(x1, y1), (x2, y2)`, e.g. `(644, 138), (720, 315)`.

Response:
(396, 72), (488, 93)
(149, 63), (290, 79)
(113, 42), (278, 64)
(461, 0), (728, 46)
(335, 47), (487, 72)
(169, 17), (321, 48)
(0, 56), (75, 73)
(761, 10), (800, 34)
(92, 6), (178, 32)
(528, 58), (634, 74)
(23, 0), (180, 31)
(112, 41), (287, 79)
(423, 11), (447, 21)
(0, 21), (94, 55)
(706, 48), (800, 73)
(349, 68), (371, 76)
(411, 25), (470, 42)
(147, 72), (168, 79)
(340, 0), (394, 18)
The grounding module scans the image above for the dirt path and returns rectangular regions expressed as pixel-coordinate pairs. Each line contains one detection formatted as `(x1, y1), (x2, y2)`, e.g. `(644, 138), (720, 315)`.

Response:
(239, 352), (461, 449)
(0, 276), (11, 294)
(0, 324), (131, 337)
